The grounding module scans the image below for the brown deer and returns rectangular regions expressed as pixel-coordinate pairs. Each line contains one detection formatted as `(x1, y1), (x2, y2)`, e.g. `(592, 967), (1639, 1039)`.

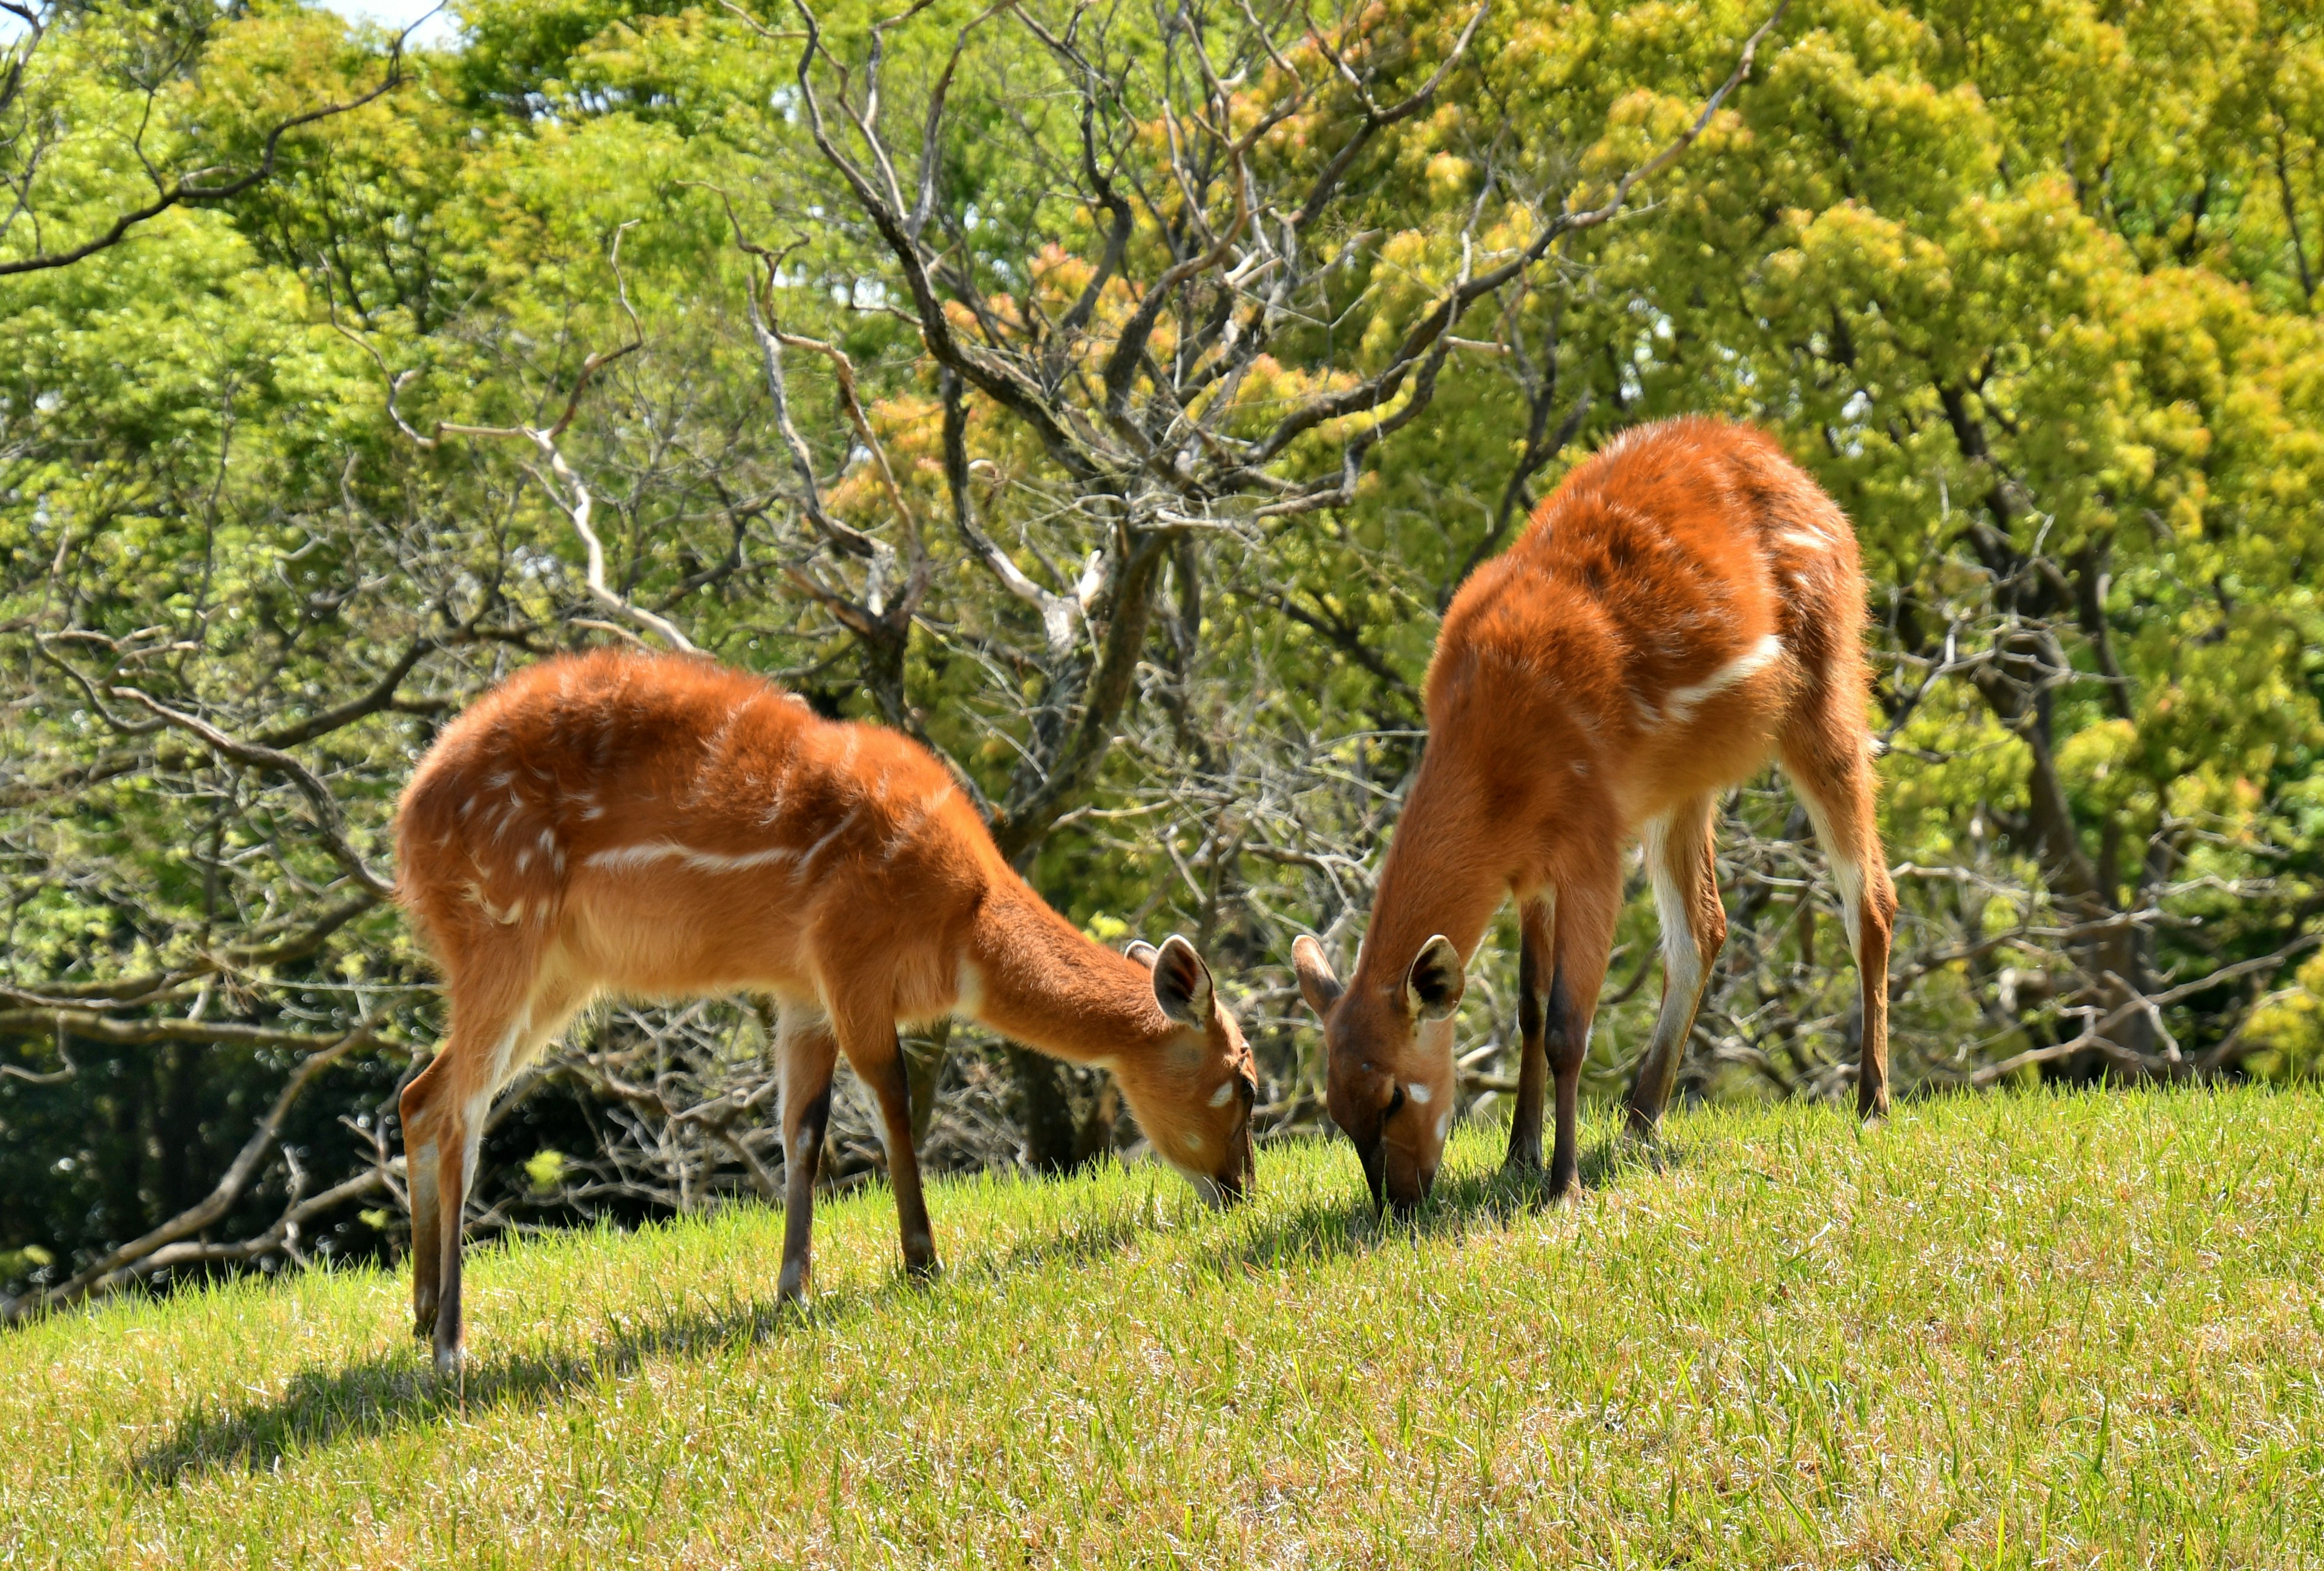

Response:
(1292, 417), (1895, 1213)
(395, 649), (1255, 1371)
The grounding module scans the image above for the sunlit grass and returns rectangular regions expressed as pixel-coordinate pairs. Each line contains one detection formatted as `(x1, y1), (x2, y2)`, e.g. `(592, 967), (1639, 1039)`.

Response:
(5, 1087), (2323, 1567)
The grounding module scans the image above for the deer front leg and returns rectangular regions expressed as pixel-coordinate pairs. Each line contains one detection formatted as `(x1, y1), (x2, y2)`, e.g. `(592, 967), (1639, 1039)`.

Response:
(1547, 865), (1621, 1200)
(401, 1095), (442, 1341)
(776, 1008), (839, 1304)
(1505, 895), (1555, 1176)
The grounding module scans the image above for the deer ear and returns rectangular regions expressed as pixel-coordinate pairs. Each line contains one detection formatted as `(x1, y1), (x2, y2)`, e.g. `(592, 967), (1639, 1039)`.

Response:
(1123, 939), (1160, 969)
(1404, 935), (1464, 1023)
(1291, 934), (1345, 1016)
(1150, 934), (1215, 1029)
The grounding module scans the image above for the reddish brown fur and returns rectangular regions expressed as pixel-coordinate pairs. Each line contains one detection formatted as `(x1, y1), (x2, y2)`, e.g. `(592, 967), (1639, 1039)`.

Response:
(396, 650), (1254, 1370)
(1294, 417), (1897, 1210)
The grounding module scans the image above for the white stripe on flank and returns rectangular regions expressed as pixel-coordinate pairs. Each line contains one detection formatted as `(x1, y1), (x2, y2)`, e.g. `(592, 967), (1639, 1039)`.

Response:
(791, 811), (859, 883)
(1658, 634), (1786, 725)
(1777, 529), (1826, 553)
(584, 840), (799, 874)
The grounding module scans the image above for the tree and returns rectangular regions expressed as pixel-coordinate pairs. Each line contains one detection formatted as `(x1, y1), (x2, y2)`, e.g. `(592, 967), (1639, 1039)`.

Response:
(5, 0), (2320, 1319)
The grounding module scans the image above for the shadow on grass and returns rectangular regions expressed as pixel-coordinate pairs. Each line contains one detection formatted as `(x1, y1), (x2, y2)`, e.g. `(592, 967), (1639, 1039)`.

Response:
(127, 1205), (1197, 1484)
(128, 1130), (1678, 1485)
(1209, 1130), (1682, 1273)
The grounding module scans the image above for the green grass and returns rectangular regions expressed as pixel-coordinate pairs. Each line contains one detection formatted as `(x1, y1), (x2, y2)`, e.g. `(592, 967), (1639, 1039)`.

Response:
(7, 1089), (2324, 1567)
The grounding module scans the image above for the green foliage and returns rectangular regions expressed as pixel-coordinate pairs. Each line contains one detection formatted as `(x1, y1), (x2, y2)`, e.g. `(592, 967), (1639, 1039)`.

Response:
(4, 0), (2322, 1298)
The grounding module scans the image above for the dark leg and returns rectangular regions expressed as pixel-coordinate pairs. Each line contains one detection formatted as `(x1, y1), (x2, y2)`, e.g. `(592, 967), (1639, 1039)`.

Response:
(1546, 862), (1621, 1200)
(432, 1130), (471, 1375)
(776, 1009), (839, 1303)
(401, 1093), (442, 1340)
(840, 1016), (940, 1281)
(399, 1038), (489, 1372)
(1505, 896), (1554, 1175)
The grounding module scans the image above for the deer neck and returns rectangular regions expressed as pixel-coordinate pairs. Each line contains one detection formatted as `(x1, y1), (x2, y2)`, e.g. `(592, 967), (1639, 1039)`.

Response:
(961, 875), (1177, 1067)
(1356, 749), (1509, 989)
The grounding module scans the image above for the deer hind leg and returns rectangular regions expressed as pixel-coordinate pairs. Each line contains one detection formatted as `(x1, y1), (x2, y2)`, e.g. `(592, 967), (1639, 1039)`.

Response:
(775, 1004), (840, 1304)
(1505, 895), (1556, 1176)
(1782, 717), (1899, 1121)
(1624, 793), (1728, 1138)
(833, 1008), (939, 1282)
(1546, 854), (1623, 1200)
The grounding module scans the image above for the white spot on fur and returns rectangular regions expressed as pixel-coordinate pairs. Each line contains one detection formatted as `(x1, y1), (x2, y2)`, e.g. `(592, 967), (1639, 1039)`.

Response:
(515, 849), (532, 874)
(1209, 1080), (1237, 1108)
(1405, 1081), (1433, 1106)
(1180, 1131), (1204, 1156)
(1777, 529), (1825, 553)
(1436, 1111), (1451, 1143)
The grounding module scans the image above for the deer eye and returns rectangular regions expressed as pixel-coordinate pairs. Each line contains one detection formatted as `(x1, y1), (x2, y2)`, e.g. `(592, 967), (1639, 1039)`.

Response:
(1385, 1085), (1407, 1119)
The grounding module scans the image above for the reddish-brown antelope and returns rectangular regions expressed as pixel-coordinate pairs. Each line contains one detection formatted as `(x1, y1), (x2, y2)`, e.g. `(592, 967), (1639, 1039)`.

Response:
(1293, 417), (1895, 1213)
(396, 650), (1255, 1371)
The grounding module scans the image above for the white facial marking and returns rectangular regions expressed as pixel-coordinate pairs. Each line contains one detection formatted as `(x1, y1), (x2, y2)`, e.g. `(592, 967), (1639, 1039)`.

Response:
(1209, 1080), (1237, 1108)
(1435, 1111), (1451, 1144)
(1180, 1131), (1204, 1156)
(1405, 1081), (1433, 1106)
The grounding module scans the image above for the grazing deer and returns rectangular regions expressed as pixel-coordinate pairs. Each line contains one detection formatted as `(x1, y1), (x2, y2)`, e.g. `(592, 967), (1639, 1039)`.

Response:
(395, 649), (1255, 1372)
(1293, 417), (1895, 1213)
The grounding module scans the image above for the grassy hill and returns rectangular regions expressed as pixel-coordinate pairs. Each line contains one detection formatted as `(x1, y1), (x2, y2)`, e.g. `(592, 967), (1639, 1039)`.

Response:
(6, 1088), (2322, 1567)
